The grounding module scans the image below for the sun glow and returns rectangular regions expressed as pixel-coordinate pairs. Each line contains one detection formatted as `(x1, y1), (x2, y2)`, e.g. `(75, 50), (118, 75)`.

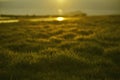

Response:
(58, 0), (64, 3)
(56, 17), (64, 21)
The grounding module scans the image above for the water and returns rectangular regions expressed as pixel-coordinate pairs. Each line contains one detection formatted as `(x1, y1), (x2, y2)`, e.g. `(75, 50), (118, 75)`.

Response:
(0, 17), (80, 24)
(0, 20), (19, 24)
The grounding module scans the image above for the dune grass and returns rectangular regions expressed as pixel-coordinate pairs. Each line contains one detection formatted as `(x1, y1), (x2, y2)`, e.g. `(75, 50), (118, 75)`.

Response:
(0, 15), (120, 80)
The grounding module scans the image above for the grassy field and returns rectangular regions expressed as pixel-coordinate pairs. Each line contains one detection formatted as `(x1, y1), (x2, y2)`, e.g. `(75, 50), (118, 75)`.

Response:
(0, 15), (120, 80)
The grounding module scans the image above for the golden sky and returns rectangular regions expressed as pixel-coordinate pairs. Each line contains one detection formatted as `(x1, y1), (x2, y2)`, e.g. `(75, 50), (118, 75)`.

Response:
(0, 0), (120, 15)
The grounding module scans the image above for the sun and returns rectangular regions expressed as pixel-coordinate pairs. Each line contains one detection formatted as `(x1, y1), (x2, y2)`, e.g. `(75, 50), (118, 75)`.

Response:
(56, 17), (64, 21)
(58, 0), (64, 3)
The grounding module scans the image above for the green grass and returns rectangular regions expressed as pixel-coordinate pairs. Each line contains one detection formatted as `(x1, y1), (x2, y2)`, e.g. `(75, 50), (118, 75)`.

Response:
(0, 15), (120, 80)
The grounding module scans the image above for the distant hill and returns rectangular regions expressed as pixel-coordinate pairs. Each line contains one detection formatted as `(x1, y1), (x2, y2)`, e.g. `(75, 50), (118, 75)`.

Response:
(0, 11), (87, 18)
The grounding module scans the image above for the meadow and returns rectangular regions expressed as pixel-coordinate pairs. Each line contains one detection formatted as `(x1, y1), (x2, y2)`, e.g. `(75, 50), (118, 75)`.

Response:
(0, 15), (120, 80)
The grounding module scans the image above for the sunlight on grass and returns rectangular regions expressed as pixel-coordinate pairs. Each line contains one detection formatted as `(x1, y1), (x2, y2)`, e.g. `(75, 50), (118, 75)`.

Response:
(0, 15), (120, 80)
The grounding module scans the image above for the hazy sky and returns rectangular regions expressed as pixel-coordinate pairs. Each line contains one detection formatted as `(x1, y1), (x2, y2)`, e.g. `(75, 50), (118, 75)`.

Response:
(0, 0), (120, 15)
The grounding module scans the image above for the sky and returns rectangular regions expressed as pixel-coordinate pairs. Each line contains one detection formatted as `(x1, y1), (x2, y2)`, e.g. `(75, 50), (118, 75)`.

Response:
(0, 0), (120, 15)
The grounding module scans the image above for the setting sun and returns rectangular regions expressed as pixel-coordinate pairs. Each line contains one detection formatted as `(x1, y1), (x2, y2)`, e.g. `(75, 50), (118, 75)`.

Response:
(57, 0), (65, 3)
(56, 17), (64, 21)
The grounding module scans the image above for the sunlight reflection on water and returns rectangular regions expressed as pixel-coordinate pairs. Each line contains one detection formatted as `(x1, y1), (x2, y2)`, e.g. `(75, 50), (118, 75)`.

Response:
(0, 17), (80, 23)
(29, 17), (79, 22)
(56, 17), (65, 21)
(0, 20), (19, 24)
